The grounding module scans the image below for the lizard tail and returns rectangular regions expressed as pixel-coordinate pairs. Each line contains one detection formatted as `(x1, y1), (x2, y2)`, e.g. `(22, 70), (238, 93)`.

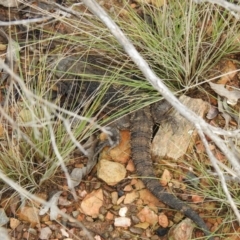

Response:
(130, 105), (213, 239)
(143, 178), (213, 239)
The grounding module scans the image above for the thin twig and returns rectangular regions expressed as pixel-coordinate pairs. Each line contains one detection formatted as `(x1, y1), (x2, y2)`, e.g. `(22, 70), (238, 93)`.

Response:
(0, 17), (53, 26)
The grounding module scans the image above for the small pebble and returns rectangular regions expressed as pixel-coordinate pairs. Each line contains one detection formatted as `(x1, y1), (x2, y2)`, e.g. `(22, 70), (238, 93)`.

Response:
(112, 205), (121, 211)
(111, 192), (118, 205)
(129, 226), (143, 234)
(85, 216), (94, 222)
(119, 207), (128, 217)
(156, 227), (169, 237)
(146, 228), (152, 237)
(106, 203), (113, 210)
(114, 217), (131, 227)
(72, 210), (79, 218)
(102, 232), (109, 238)
(98, 214), (105, 221)
(93, 182), (101, 189)
(131, 215), (140, 224)
(121, 232), (132, 238)
(28, 228), (37, 235)
(128, 205), (137, 214)
(118, 190), (124, 197)
(99, 206), (107, 215)
(103, 189), (110, 198)
(16, 224), (25, 232)
(110, 230), (120, 238)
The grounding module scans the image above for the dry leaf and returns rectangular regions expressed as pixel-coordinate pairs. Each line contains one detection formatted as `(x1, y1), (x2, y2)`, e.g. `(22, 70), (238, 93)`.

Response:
(217, 60), (237, 85)
(60, 228), (69, 237)
(195, 141), (205, 154)
(206, 105), (218, 120)
(209, 82), (240, 105)
(0, 29), (20, 82)
(70, 156), (97, 187)
(10, 218), (20, 230)
(9, 195), (20, 215)
(39, 191), (62, 220)
(217, 97), (232, 128)
(0, 208), (9, 226)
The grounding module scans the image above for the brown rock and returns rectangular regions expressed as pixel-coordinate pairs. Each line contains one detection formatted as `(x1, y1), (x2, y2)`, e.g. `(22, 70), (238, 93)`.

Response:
(0, 227), (10, 240)
(10, 218), (20, 230)
(97, 159), (126, 186)
(123, 184), (133, 192)
(126, 159), (135, 172)
(116, 195), (125, 205)
(124, 191), (139, 204)
(137, 206), (158, 225)
(17, 207), (39, 227)
(168, 218), (194, 240)
(39, 226), (52, 240)
(22, 231), (30, 239)
(158, 213), (169, 228)
(80, 189), (103, 217)
(106, 211), (114, 221)
(111, 192), (118, 205)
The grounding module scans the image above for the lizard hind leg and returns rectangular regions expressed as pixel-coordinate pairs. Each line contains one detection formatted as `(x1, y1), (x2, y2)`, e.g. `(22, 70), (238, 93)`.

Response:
(150, 100), (172, 124)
